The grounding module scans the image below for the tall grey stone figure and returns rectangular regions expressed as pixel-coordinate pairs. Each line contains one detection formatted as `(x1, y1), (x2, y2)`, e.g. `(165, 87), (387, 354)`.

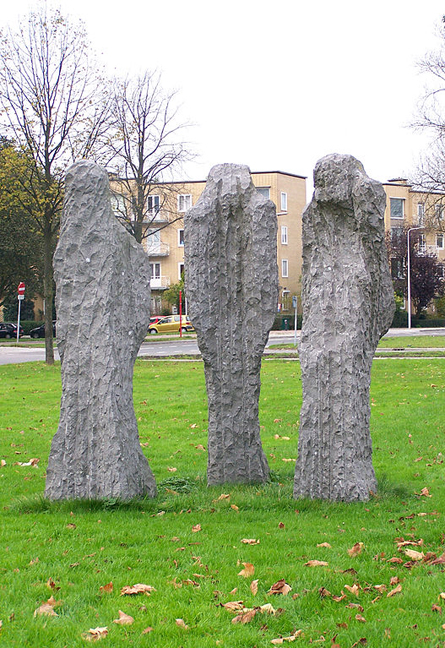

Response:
(294, 154), (395, 502)
(45, 161), (157, 500)
(185, 164), (278, 485)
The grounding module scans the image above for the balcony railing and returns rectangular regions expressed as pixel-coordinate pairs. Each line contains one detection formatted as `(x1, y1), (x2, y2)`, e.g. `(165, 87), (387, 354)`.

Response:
(145, 241), (170, 257)
(150, 276), (171, 289)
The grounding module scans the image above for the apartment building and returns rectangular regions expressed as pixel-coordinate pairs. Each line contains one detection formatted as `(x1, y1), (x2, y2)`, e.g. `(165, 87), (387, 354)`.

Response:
(115, 171), (307, 315)
(383, 177), (445, 269)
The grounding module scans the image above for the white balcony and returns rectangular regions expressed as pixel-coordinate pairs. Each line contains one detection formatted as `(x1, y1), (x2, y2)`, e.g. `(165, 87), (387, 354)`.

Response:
(150, 276), (171, 290)
(145, 241), (170, 257)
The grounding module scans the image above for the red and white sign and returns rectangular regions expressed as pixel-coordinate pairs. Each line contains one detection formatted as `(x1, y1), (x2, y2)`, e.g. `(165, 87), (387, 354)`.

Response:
(18, 282), (25, 295)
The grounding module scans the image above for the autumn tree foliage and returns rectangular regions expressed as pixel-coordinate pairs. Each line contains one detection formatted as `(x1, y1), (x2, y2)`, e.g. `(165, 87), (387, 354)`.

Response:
(387, 226), (445, 316)
(106, 71), (192, 244)
(0, 7), (110, 363)
(0, 139), (42, 307)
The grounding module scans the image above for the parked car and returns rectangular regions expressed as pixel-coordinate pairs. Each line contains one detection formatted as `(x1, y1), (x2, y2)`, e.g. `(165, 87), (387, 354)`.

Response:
(0, 322), (24, 338)
(29, 321), (56, 338)
(149, 315), (165, 325)
(148, 315), (194, 334)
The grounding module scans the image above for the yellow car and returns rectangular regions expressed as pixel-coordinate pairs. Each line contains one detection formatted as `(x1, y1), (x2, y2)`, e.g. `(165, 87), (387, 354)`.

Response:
(147, 315), (194, 335)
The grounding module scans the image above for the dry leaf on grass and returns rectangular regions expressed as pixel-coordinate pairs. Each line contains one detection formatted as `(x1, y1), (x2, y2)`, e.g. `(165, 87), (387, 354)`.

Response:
(142, 626), (153, 634)
(304, 560), (328, 567)
(348, 542), (364, 557)
(99, 582), (113, 593)
(373, 584), (387, 593)
(238, 562), (255, 578)
(419, 487), (432, 497)
(387, 584), (402, 598)
(0, 460), (6, 467)
(120, 583), (156, 596)
(46, 577), (60, 591)
(432, 604), (442, 613)
(317, 542), (332, 549)
(345, 584), (360, 596)
(241, 538), (260, 545)
(214, 493), (230, 501)
(319, 587), (331, 598)
(113, 610), (134, 625)
(250, 579), (259, 596)
(81, 627), (108, 641)
(192, 524), (202, 533)
(232, 608), (257, 624)
(404, 549), (424, 561)
(270, 629), (303, 644)
(222, 601), (244, 612)
(355, 614), (366, 623)
(34, 596), (61, 617)
(175, 618), (189, 629)
(167, 467), (177, 472)
(268, 579), (292, 596)
(230, 504), (239, 512)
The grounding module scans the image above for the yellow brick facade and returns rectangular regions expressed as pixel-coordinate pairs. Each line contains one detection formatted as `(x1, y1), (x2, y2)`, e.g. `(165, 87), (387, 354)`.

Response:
(131, 171), (307, 315)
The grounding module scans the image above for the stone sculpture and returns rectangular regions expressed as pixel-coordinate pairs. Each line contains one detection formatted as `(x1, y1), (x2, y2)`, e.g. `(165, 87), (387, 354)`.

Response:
(45, 161), (157, 500)
(185, 164), (278, 485)
(294, 154), (395, 501)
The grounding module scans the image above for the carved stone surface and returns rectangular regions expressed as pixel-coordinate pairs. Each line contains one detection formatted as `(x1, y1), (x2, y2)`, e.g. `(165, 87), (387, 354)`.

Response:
(45, 161), (156, 500)
(294, 154), (395, 501)
(185, 164), (278, 485)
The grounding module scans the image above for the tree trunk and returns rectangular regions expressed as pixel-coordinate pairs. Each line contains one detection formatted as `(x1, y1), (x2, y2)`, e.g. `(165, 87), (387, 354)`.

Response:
(43, 218), (55, 365)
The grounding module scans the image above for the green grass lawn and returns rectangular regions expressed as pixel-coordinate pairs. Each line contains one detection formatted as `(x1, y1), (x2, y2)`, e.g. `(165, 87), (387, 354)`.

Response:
(1, 359), (444, 647)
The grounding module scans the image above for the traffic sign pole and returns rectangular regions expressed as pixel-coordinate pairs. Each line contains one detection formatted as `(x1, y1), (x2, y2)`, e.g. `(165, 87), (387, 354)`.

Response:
(292, 295), (298, 347)
(17, 282), (25, 342)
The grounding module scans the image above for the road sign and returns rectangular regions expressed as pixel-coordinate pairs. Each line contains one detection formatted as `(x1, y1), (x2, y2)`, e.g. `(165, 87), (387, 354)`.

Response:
(18, 295), (24, 301)
(292, 296), (297, 309)
(18, 282), (25, 296)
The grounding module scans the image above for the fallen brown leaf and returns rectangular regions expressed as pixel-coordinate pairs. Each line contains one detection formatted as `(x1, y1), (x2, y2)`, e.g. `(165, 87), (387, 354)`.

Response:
(82, 627), (108, 641)
(120, 583), (156, 596)
(319, 587), (331, 598)
(304, 560), (328, 567)
(142, 626), (153, 634)
(230, 504), (239, 512)
(317, 542), (332, 549)
(432, 604), (442, 613)
(250, 579), (259, 596)
(355, 614), (366, 623)
(222, 601), (244, 612)
(113, 610), (134, 625)
(34, 602), (59, 617)
(0, 460), (6, 467)
(346, 603), (364, 612)
(46, 577), (60, 591)
(241, 538), (260, 545)
(99, 581), (113, 593)
(373, 584), (386, 593)
(268, 579), (292, 596)
(332, 593), (346, 602)
(348, 542), (364, 557)
(387, 584), (402, 598)
(167, 467), (177, 472)
(404, 549), (424, 561)
(270, 629), (303, 644)
(175, 618), (189, 629)
(192, 524), (202, 533)
(419, 487), (432, 497)
(345, 584), (360, 596)
(238, 562), (255, 578)
(232, 608), (257, 624)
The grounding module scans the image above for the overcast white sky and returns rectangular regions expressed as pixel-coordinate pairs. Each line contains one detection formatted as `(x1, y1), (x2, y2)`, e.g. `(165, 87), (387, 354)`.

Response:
(2, 0), (444, 197)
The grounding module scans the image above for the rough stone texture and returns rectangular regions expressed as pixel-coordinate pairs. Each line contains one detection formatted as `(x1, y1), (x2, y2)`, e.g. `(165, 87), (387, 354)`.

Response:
(185, 164), (278, 485)
(293, 154), (395, 501)
(45, 161), (156, 500)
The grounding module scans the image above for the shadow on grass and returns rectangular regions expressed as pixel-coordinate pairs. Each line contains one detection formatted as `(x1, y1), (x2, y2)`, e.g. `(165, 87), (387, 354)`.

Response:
(9, 471), (416, 516)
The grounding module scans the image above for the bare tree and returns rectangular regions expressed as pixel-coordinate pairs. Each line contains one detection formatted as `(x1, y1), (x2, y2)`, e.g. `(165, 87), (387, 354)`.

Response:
(106, 71), (193, 244)
(412, 17), (445, 195)
(0, 7), (110, 363)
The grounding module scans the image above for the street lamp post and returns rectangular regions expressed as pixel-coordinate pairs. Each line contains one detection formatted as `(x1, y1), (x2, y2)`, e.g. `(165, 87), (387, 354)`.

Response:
(407, 226), (423, 329)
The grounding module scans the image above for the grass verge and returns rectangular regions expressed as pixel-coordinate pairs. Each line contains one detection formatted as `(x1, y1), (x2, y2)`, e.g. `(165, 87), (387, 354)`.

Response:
(0, 359), (444, 647)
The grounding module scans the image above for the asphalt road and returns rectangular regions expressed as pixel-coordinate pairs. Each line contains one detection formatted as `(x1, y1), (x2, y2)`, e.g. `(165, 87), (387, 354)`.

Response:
(1, 328), (445, 365)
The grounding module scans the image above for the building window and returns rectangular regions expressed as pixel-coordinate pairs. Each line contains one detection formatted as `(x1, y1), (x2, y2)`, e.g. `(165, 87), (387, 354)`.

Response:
(150, 262), (161, 280)
(437, 233), (444, 250)
(257, 187), (270, 199)
(111, 193), (126, 216)
(417, 202), (425, 226)
(390, 197), (404, 219)
(146, 229), (161, 254)
(281, 259), (288, 278)
(178, 194), (192, 212)
(178, 229), (184, 246)
(281, 225), (288, 245)
(147, 195), (160, 218)
(281, 192), (288, 212)
(178, 262), (185, 280)
(419, 233), (426, 253)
